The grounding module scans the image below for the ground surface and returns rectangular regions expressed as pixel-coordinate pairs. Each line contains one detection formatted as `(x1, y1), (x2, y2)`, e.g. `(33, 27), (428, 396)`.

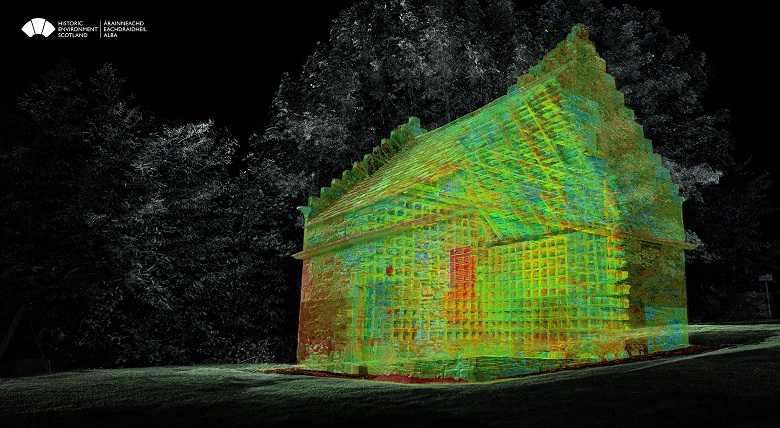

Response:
(1, 323), (779, 427)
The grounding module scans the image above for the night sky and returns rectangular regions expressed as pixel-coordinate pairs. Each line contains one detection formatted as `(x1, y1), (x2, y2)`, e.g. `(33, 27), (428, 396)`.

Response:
(2, 2), (774, 196)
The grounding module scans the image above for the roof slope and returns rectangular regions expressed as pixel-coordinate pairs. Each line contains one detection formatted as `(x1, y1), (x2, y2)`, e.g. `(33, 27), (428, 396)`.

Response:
(298, 24), (686, 245)
(299, 117), (427, 219)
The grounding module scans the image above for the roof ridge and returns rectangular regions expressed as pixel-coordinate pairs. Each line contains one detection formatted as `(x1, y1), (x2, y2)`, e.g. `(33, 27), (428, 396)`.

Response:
(299, 117), (427, 219)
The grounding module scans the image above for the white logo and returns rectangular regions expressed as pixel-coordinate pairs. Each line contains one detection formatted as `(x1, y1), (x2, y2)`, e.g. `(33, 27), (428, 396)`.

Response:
(21, 18), (55, 37)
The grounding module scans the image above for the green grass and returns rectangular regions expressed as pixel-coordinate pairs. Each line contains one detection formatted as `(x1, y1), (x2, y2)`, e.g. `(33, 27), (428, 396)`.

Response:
(2, 323), (779, 427)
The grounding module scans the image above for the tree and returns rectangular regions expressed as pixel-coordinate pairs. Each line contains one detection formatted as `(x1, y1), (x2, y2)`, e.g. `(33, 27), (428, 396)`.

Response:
(1, 58), (108, 368)
(1, 59), (289, 369)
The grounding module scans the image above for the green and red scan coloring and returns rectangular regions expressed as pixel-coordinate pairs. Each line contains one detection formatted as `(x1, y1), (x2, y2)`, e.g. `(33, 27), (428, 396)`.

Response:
(294, 24), (692, 381)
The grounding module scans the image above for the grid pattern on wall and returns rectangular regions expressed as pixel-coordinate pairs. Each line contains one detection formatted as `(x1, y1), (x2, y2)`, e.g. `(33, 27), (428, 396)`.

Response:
(294, 24), (690, 380)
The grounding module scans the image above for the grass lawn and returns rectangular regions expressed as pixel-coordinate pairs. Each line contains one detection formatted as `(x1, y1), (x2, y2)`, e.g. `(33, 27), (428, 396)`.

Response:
(2, 323), (779, 427)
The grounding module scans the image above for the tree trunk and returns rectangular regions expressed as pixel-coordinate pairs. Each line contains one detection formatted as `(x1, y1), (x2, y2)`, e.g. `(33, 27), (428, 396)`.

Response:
(0, 305), (25, 362)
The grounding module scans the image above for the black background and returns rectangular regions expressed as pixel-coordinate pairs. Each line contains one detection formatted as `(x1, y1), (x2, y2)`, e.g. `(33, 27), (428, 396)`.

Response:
(1, 2), (774, 196)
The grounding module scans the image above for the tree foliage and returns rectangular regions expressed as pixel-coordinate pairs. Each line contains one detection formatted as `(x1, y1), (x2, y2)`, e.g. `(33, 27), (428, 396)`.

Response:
(1, 60), (290, 369)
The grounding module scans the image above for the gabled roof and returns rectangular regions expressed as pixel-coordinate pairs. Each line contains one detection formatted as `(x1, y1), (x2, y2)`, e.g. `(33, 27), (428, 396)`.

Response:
(297, 24), (688, 247)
